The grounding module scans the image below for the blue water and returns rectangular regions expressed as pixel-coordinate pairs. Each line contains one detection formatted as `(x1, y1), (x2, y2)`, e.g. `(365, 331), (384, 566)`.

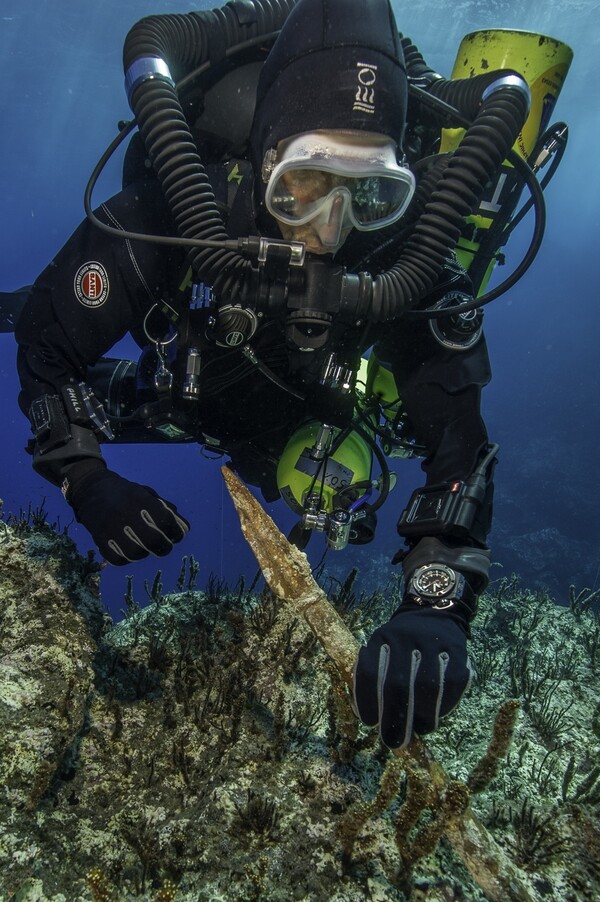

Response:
(1, 0), (598, 620)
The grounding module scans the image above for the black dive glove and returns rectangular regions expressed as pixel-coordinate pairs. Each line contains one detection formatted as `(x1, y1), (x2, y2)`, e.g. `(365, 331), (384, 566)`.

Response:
(352, 601), (472, 749)
(64, 460), (190, 565)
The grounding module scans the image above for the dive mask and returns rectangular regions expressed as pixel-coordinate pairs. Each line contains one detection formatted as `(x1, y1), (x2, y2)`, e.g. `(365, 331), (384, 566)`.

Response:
(263, 131), (416, 244)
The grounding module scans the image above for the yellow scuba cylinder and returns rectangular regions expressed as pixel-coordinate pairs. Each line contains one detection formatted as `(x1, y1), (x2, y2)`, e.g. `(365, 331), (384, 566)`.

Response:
(440, 29), (573, 295)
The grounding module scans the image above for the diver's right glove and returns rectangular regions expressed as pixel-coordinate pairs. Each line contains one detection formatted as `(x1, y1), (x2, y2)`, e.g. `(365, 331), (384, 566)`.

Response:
(63, 459), (190, 565)
(353, 538), (487, 748)
(352, 599), (472, 749)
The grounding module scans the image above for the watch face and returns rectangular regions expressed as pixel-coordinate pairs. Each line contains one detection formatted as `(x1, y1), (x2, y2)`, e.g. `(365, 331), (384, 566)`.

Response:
(413, 564), (456, 598)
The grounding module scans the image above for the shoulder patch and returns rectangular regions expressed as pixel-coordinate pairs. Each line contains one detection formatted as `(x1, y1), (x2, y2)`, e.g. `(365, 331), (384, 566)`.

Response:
(74, 262), (110, 308)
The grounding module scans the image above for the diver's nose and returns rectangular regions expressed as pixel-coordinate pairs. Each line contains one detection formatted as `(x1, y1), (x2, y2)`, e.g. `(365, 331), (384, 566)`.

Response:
(315, 191), (347, 248)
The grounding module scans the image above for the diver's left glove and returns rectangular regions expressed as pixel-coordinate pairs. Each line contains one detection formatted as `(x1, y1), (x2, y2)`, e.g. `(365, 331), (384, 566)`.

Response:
(63, 459), (190, 565)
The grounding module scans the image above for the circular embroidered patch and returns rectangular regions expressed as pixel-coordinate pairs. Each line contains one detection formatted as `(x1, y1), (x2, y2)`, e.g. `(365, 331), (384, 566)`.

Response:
(74, 262), (110, 308)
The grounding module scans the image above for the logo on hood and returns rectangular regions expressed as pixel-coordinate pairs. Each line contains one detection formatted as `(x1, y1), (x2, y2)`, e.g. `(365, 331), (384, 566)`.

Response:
(353, 62), (377, 115)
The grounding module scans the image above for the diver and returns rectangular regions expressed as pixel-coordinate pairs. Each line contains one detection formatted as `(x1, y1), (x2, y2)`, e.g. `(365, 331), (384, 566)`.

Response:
(14, 0), (567, 748)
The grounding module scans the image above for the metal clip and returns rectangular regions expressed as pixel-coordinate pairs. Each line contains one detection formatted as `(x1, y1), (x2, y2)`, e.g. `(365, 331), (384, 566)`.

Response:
(154, 342), (173, 395)
(143, 305), (177, 398)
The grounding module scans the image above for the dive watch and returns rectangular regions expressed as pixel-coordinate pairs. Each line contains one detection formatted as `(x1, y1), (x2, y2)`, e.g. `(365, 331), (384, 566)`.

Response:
(407, 563), (465, 610)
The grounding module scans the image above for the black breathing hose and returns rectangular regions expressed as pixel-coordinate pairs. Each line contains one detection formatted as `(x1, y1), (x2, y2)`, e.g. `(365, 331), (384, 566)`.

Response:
(123, 0), (297, 299)
(371, 71), (531, 320)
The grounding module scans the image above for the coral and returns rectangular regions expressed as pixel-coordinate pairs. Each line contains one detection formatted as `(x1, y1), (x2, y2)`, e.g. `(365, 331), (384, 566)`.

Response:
(468, 700), (520, 792)
(400, 779), (470, 871)
(509, 801), (568, 870)
(87, 867), (112, 901)
(569, 584), (600, 616)
(234, 789), (281, 840)
(337, 756), (405, 858)
(153, 880), (178, 901)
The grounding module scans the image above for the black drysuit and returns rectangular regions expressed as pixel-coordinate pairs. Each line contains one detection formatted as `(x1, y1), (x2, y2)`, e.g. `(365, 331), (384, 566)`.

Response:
(16, 166), (493, 547)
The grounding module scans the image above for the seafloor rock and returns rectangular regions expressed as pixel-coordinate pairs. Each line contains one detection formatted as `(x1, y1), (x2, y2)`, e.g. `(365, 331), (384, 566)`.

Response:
(0, 523), (99, 819)
(0, 513), (599, 901)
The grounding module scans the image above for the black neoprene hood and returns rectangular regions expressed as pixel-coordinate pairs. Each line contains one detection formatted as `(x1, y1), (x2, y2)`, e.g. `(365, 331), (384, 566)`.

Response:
(250, 0), (408, 164)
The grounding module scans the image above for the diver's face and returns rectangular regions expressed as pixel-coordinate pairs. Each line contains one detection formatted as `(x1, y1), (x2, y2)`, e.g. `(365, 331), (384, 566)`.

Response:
(264, 129), (414, 254)
(274, 169), (353, 255)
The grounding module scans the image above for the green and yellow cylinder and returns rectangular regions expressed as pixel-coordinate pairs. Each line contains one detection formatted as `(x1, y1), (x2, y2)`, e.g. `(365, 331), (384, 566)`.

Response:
(440, 29), (573, 293)
(277, 421), (372, 515)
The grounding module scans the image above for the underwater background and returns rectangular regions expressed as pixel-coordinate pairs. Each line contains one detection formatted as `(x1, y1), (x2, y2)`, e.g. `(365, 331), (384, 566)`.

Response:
(1, 4), (600, 902)
(1, 0), (599, 620)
